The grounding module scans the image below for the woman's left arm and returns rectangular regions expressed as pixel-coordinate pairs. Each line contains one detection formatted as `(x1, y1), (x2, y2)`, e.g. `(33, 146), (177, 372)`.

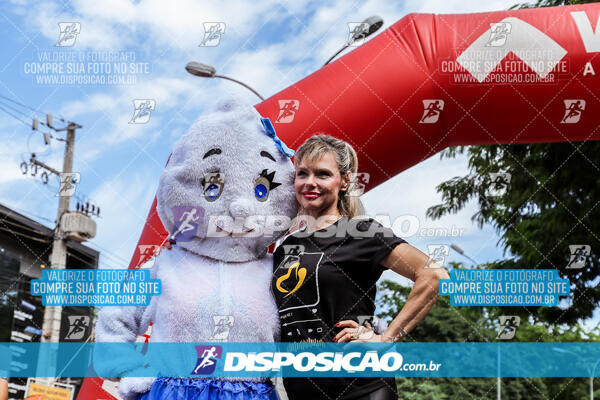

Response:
(335, 243), (450, 343)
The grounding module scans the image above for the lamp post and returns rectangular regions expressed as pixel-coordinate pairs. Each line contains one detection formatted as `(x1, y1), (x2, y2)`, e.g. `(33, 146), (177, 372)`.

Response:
(323, 16), (384, 66)
(450, 243), (494, 395)
(553, 347), (600, 399)
(185, 61), (264, 100)
(450, 244), (480, 267)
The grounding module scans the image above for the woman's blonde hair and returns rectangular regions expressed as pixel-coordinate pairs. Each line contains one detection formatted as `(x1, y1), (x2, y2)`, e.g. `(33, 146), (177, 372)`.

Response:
(293, 134), (365, 218)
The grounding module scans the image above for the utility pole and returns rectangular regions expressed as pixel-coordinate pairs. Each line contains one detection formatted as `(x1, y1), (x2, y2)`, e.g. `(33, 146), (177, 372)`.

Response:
(41, 121), (80, 343)
(497, 344), (501, 400)
(35, 121), (81, 381)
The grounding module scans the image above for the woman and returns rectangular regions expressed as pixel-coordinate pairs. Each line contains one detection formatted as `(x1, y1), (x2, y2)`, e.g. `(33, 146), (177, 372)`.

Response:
(271, 135), (450, 400)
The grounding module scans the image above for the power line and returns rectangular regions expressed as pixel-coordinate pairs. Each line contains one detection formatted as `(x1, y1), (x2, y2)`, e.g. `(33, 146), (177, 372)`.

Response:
(0, 94), (49, 118)
(26, 131), (53, 157)
(0, 94), (70, 130)
(0, 100), (67, 133)
(6, 203), (123, 267)
(0, 99), (37, 120)
(6, 205), (55, 225)
(0, 103), (30, 126)
(0, 100), (66, 148)
(86, 241), (130, 266)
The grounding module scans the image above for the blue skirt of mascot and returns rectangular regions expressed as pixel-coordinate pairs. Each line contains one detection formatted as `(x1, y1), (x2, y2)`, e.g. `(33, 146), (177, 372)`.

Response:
(95, 97), (298, 400)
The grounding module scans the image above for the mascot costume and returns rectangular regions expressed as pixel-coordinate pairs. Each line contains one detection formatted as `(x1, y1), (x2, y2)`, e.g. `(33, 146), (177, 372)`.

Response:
(95, 97), (298, 400)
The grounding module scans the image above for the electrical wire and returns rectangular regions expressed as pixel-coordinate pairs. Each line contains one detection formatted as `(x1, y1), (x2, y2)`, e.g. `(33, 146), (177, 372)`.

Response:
(0, 103), (30, 126)
(0, 99), (66, 135)
(26, 131), (53, 157)
(0, 94), (48, 117)
(0, 93), (69, 125)
(0, 99), (37, 120)
(0, 95), (110, 264)
(6, 189), (112, 264)
(0, 94), (70, 130)
(3, 205), (55, 225)
(85, 241), (130, 266)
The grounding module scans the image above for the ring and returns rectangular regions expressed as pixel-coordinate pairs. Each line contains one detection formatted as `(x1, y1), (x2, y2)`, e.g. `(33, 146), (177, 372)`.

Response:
(349, 329), (358, 340)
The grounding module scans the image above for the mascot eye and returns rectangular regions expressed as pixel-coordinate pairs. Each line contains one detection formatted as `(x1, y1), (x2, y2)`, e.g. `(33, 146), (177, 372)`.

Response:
(206, 183), (221, 199)
(254, 177), (270, 202)
(254, 169), (281, 202)
(202, 172), (224, 202)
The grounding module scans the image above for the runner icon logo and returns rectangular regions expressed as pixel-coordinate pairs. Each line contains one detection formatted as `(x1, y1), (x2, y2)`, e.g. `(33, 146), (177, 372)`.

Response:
(496, 315), (520, 340)
(64, 315), (90, 341)
(56, 22), (81, 47)
(419, 100), (444, 124)
(200, 22), (226, 47)
(426, 244), (449, 268)
(566, 244), (591, 269)
(485, 22), (512, 47)
(209, 315), (235, 340)
(275, 100), (300, 123)
(561, 99), (585, 124)
(129, 99), (156, 124)
(192, 345), (223, 375)
(170, 206), (204, 242)
(486, 172), (511, 197)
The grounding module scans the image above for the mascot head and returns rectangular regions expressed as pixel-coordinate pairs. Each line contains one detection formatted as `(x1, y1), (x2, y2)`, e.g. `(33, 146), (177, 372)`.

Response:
(156, 97), (298, 262)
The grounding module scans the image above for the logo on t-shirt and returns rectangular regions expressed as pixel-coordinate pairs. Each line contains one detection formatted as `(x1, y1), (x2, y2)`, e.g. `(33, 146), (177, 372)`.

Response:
(276, 245), (307, 298)
(275, 252), (324, 313)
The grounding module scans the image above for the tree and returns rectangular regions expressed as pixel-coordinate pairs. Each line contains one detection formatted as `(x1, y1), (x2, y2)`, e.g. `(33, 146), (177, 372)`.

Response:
(376, 277), (600, 399)
(378, 1), (600, 397)
(425, 0), (600, 326)
(425, 124), (599, 326)
(510, 0), (597, 9)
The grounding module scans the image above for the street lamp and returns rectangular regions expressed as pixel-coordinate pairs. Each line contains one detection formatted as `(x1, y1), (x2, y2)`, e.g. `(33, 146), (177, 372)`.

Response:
(450, 244), (480, 267)
(185, 61), (265, 100)
(553, 347), (600, 399)
(323, 16), (384, 66)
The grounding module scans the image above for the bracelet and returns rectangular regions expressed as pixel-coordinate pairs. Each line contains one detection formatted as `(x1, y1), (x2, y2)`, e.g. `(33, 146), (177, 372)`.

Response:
(382, 328), (407, 342)
(395, 328), (407, 341)
(392, 328), (407, 342)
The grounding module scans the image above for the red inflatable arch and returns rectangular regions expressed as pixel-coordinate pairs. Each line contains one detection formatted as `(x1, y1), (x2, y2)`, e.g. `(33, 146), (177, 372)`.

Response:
(130, 3), (600, 268)
(80, 3), (600, 396)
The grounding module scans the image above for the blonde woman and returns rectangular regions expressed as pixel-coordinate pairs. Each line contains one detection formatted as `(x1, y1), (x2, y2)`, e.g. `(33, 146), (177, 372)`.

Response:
(271, 135), (450, 400)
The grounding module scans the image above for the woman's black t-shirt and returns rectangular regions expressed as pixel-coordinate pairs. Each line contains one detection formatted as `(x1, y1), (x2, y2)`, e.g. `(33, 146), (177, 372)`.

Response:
(271, 216), (407, 400)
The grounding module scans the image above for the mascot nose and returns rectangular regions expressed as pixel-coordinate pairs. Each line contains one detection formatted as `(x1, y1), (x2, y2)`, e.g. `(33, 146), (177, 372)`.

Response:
(229, 198), (255, 219)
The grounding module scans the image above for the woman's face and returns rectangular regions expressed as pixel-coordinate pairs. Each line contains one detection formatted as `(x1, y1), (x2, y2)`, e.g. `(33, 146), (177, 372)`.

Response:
(294, 152), (347, 215)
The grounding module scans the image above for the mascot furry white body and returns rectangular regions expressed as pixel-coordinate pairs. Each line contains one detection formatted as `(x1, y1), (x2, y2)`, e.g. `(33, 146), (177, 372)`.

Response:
(95, 98), (297, 400)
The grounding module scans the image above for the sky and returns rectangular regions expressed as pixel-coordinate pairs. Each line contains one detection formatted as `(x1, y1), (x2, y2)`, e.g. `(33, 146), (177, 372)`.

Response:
(0, 0), (524, 271)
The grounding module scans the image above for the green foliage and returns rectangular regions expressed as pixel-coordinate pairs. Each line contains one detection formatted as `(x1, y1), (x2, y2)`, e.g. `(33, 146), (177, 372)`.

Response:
(378, 277), (599, 398)
(425, 142), (600, 325)
(377, 279), (495, 342)
(376, 0), (600, 397)
(396, 378), (551, 400)
(511, 0), (598, 9)
(425, 0), (600, 326)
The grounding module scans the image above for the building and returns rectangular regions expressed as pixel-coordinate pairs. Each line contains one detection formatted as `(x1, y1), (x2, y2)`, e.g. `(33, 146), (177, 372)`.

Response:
(0, 203), (99, 399)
